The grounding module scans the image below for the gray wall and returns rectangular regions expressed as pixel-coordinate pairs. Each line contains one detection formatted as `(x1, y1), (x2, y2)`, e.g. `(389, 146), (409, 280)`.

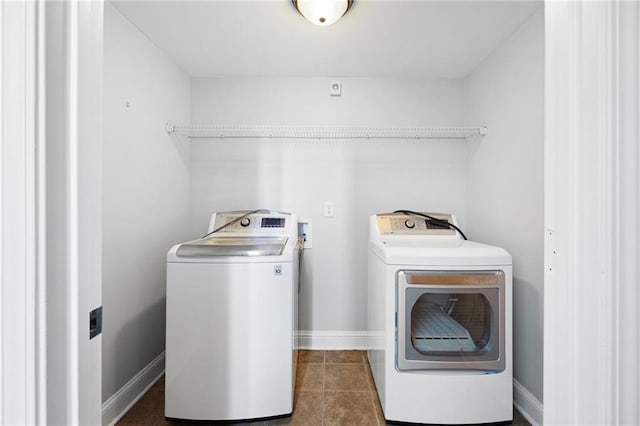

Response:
(102, 3), (191, 402)
(190, 77), (468, 334)
(464, 8), (544, 402)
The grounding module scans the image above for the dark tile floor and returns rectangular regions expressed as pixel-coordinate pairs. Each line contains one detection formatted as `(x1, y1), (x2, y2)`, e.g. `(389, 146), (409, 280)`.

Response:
(117, 350), (531, 426)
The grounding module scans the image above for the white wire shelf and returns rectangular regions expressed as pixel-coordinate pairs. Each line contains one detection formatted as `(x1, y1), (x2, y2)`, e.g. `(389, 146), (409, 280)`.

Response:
(165, 124), (487, 140)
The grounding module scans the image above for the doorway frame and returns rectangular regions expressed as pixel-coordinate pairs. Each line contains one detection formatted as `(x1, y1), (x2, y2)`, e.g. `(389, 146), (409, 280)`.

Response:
(544, 1), (639, 424)
(0, 1), (104, 424)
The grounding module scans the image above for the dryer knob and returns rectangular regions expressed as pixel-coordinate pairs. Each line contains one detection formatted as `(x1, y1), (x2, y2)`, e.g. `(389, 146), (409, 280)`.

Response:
(404, 219), (415, 229)
(240, 218), (251, 227)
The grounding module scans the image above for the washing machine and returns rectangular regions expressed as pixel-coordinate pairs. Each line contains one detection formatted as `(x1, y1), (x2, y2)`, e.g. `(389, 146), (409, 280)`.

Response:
(367, 211), (512, 425)
(165, 210), (299, 422)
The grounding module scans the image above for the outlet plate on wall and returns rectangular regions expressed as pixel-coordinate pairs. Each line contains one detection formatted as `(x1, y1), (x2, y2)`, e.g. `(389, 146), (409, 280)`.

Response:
(324, 201), (335, 217)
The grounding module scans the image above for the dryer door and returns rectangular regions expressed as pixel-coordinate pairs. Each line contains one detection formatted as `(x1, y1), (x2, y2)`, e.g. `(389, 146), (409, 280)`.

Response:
(396, 270), (505, 371)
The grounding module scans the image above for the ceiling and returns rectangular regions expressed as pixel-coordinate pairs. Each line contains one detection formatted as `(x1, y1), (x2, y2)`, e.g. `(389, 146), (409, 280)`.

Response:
(111, 0), (542, 78)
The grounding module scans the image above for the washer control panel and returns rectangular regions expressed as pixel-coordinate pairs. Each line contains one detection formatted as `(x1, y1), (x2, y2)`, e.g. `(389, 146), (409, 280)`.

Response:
(209, 211), (291, 234)
(376, 212), (457, 236)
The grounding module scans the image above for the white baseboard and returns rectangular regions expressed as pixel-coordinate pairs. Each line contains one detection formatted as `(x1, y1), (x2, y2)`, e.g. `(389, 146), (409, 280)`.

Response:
(513, 379), (543, 426)
(102, 351), (165, 426)
(297, 330), (369, 350)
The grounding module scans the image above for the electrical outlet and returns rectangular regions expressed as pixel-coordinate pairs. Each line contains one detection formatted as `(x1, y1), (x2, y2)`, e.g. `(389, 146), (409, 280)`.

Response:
(324, 201), (335, 217)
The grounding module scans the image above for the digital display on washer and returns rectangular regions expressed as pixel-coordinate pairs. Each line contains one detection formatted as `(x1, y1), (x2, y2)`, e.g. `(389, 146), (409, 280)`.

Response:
(261, 217), (285, 228)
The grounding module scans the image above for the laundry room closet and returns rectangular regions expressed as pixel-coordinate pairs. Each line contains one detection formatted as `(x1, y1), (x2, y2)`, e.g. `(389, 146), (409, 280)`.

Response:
(100, 1), (544, 424)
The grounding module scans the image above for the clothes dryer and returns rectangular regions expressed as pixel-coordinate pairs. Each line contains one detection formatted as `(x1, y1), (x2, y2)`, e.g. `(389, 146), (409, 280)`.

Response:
(367, 211), (512, 425)
(165, 210), (298, 422)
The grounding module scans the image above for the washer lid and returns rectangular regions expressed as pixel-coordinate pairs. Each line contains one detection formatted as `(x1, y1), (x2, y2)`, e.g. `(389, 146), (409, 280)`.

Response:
(175, 236), (288, 257)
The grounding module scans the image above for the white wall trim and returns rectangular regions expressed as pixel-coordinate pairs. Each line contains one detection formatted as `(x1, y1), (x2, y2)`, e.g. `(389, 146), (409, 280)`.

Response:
(297, 331), (369, 350)
(74, 0), (104, 421)
(544, 2), (617, 422)
(41, 2), (104, 423)
(101, 351), (165, 426)
(513, 379), (543, 426)
(0, 1), (45, 424)
(545, 1), (640, 424)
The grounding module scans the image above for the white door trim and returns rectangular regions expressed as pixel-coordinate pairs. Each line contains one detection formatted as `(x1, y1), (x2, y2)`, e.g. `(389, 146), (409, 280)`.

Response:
(74, 1), (104, 422)
(545, 1), (640, 424)
(43, 1), (104, 424)
(1, 1), (104, 424)
(0, 1), (46, 424)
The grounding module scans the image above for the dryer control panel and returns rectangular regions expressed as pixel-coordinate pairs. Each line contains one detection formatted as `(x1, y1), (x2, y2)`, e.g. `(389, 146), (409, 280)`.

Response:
(376, 212), (458, 237)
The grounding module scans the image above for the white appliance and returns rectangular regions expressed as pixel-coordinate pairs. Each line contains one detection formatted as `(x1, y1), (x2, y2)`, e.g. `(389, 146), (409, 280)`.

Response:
(165, 210), (298, 422)
(367, 211), (513, 425)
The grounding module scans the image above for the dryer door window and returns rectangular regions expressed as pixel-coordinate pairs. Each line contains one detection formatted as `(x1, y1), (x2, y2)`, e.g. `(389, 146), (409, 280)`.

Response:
(410, 292), (492, 355)
(397, 270), (505, 372)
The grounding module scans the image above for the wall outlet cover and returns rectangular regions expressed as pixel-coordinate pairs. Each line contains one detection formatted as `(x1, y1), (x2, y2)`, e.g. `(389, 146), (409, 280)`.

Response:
(324, 201), (335, 217)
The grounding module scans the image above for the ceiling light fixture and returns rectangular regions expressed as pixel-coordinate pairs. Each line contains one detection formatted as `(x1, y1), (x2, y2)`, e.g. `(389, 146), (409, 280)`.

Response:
(293, 0), (353, 26)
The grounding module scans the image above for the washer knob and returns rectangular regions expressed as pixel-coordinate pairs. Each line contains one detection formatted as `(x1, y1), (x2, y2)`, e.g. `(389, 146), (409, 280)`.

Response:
(240, 218), (251, 227)
(404, 219), (415, 229)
